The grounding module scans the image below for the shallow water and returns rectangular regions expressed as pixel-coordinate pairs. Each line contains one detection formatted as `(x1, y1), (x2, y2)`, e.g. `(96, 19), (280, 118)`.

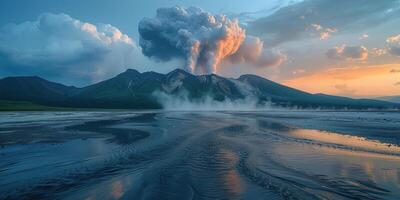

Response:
(0, 111), (399, 200)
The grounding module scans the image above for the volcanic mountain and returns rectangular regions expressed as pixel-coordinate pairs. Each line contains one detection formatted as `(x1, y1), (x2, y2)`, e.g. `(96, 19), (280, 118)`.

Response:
(0, 69), (397, 109)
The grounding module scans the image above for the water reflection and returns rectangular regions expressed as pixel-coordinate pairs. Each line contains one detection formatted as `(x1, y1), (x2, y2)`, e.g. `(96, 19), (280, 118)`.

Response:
(289, 129), (400, 155)
(271, 132), (400, 199)
(218, 149), (244, 198)
(1, 111), (400, 200)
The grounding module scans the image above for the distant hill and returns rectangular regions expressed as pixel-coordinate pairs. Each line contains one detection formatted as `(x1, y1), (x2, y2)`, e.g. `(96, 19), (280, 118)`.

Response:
(0, 100), (57, 111)
(0, 69), (398, 110)
(0, 76), (78, 105)
(375, 96), (400, 104)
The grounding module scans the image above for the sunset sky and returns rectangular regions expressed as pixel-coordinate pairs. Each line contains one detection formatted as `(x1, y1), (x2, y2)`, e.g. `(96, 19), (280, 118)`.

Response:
(0, 0), (399, 97)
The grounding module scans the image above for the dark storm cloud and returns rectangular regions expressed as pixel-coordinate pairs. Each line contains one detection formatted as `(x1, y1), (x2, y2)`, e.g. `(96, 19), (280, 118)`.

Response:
(247, 0), (400, 45)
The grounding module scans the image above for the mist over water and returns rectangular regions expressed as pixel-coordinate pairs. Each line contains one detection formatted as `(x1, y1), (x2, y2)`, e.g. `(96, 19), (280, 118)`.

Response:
(152, 90), (270, 111)
(0, 111), (399, 200)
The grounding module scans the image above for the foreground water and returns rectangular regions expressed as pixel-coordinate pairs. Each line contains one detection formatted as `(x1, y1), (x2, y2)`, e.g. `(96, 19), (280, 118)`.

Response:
(0, 111), (399, 200)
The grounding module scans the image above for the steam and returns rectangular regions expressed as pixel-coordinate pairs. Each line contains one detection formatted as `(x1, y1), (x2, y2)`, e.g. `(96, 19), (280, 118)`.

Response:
(153, 90), (270, 111)
(139, 6), (285, 74)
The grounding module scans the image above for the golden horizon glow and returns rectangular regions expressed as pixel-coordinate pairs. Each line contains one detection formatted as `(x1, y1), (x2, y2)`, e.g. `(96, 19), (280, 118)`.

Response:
(283, 64), (400, 97)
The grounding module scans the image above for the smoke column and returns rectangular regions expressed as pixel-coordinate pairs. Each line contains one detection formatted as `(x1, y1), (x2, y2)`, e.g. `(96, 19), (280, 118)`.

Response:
(139, 6), (284, 74)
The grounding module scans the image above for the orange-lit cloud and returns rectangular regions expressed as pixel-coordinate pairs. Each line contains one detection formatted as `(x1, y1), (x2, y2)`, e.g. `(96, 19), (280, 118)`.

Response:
(138, 6), (285, 75)
(284, 64), (400, 97)
(310, 24), (337, 40)
(387, 34), (400, 44)
(370, 48), (387, 57)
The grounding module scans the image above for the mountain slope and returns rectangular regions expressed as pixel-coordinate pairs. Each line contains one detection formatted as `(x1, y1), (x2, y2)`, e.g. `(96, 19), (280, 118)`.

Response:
(0, 69), (398, 109)
(238, 74), (396, 108)
(71, 69), (163, 109)
(0, 76), (78, 104)
(164, 69), (244, 100)
(375, 96), (400, 104)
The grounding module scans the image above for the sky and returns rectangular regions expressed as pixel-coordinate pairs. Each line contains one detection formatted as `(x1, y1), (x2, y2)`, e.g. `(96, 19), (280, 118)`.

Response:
(0, 0), (399, 98)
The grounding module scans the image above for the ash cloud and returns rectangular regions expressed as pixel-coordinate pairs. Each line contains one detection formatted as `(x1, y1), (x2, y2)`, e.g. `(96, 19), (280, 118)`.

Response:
(226, 36), (286, 67)
(138, 6), (285, 75)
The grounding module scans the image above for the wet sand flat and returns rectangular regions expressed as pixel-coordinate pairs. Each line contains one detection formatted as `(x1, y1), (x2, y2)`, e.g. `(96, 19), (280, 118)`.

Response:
(0, 111), (399, 200)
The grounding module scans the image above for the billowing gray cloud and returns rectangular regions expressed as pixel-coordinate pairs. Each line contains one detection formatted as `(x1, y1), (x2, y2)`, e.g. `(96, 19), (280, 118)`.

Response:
(226, 36), (286, 67)
(0, 13), (140, 85)
(326, 45), (368, 61)
(247, 0), (400, 45)
(138, 6), (285, 75)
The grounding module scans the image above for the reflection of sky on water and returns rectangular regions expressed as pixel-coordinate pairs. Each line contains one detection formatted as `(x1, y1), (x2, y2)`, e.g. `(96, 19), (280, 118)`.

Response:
(0, 138), (117, 193)
(289, 129), (400, 155)
(272, 128), (400, 198)
(218, 149), (244, 197)
(77, 173), (136, 200)
(1, 111), (400, 199)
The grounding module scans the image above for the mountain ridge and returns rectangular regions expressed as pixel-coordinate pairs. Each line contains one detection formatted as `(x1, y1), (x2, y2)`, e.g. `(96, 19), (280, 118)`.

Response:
(375, 95), (400, 104)
(0, 69), (398, 110)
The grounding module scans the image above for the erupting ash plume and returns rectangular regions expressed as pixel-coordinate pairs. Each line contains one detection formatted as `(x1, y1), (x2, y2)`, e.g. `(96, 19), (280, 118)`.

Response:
(139, 6), (284, 74)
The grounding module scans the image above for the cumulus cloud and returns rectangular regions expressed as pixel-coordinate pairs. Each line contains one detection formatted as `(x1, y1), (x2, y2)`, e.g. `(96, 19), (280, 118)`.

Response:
(385, 33), (400, 57)
(386, 34), (400, 44)
(247, 0), (400, 45)
(0, 13), (140, 85)
(326, 45), (368, 61)
(138, 6), (285, 75)
(370, 48), (387, 57)
(310, 24), (337, 40)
